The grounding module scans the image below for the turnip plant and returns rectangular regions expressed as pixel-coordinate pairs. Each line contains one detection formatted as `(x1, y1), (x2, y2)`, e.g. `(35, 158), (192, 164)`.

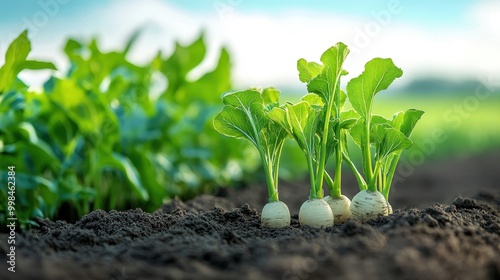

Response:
(345, 58), (424, 222)
(214, 42), (424, 227)
(214, 88), (290, 228)
(269, 43), (352, 227)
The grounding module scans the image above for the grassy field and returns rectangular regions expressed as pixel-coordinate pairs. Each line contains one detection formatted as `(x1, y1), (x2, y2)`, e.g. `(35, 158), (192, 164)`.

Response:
(277, 92), (500, 179)
(373, 93), (500, 159)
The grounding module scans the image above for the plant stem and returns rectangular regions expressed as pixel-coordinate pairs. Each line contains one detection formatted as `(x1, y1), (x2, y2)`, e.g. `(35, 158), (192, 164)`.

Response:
(368, 160), (381, 192)
(363, 118), (373, 187)
(332, 88), (342, 198)
(262, 154), (278, 202)
(314, 105), (332, 198)
(382, 153), (401, 200)
(271, 141), (285, 200)
(272, 147), (282, 190)
(342, 150), (367, 190)
(307, 155), (317, 199)
(325, 171), (340, 197)
(248, 109), (278, 202)
(315, 81), (339, 199)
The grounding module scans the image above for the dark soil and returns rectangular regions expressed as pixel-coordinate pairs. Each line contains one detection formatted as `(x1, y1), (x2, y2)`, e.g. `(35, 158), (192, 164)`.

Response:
(1, 152), (499, 280)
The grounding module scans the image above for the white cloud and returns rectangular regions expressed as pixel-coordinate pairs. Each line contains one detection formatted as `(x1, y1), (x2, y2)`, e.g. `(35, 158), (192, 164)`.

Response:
(470, 0), (500, 37)
(2, 0), (499, 91)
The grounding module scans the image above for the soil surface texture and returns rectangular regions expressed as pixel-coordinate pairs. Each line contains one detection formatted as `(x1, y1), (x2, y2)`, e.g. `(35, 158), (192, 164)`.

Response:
(0, 152), (499, 280)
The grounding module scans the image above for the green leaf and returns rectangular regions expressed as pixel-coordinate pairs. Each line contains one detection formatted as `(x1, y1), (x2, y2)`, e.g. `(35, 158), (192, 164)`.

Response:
(372, 124), (413, 159)
(316, 106), (338, 159)
(261, 121), (288, 161)
(214, 89), (265, 147)
(0, 30), (56, 93)
(346, 58), (403, 119)
(0, 30), (31, 92)
(262, 87), (280, 105)
(214, 87), (287, 200)
(395, 109), (425, 137)
(161, 34), (207, 98)
(349, 119), (365, 149)
(300, 43), (350, 104)
(301, 93), (324, 107)
(180, 47), (232, 104)
(98, 152), (149, 201)
(123, 28), (143, 55)
(0, 91), (24, 112)
(350, 115), (412, 158)
(0, 172), (56, 193)
(47, 78), (106, 133)
(17, 122), (60, 169)
(371, 114), (392, 128)
(267, 106), (288, 131)
(340, 109), (359, 129)
(285, 101), (321, 155)
(297, 59), (323, 83)
(18, 60), (57, 71)
(214, 105), (260, 147)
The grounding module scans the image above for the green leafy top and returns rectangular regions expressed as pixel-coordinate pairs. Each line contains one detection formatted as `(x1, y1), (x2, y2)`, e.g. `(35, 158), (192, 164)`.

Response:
(342, 57), (424, 195)
(294, 43), (351, 198)
(0, 30), (56, 94)
(214, 88), (287, 201)
(298, 42), (349, 112)
(346, 58), (402, 119)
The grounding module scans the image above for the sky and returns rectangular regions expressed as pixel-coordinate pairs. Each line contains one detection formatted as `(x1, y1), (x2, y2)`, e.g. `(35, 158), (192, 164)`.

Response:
(0, 0), (499, 91)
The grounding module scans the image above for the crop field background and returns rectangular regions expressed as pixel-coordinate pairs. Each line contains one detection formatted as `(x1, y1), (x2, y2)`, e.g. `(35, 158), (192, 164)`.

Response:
(369, 95), (500, 157)
(0, 1), (499, 280)
(0, 0), (499, 230)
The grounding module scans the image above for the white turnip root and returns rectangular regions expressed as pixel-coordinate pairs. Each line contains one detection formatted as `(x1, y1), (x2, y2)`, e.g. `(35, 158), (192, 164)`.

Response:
(261, 201), (290, 228)
(350, 190), (389, 222)
(324, 195), (351, 224)
(299, 198), (334, 228)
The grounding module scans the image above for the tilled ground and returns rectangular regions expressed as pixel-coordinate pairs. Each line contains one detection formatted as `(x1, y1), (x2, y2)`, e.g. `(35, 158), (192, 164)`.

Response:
(0, 193), (499, 280)
(1, 151), (500, 280)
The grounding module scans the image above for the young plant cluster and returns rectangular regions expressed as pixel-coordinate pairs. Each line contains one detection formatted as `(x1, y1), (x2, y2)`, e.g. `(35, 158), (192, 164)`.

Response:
(214, 42), (424, 228)
(0, 30), (255, 228)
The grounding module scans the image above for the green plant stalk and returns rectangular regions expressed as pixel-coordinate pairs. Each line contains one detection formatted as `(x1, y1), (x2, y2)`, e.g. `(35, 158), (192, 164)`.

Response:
(368, 160), (381, 192)
(247, 109), (278, 202)
(324, 170), (341, 197)
(271, 141), (285, 201)
(257, 141), (279, 202)
(377, 169), (383, 192)
(331, 87), (342, 198)
(271, 152), (280, 192)
(382, 153), (401, 200)
(262, 155), (278, 202)
(314, 82), (339, 199)
(307, 154), (317, 199)
(342, 150), (367, 190)
(364, 118), (375, 191)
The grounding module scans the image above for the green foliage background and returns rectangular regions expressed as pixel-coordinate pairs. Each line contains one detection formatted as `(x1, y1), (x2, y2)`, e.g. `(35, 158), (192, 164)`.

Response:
(0, 30), (260, 228)
(1, 30), (499, 228)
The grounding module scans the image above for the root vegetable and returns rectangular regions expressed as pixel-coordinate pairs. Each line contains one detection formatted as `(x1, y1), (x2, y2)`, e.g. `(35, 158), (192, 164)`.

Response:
(324, 195), (351, 224)
(350, 190), (388, 222)
(261, 201), (291, 228)
(299, 199), (334, 228)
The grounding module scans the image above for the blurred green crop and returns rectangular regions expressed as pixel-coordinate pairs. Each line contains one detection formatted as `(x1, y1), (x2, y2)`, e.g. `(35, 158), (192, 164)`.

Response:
(2, 30), (499, 229)
(0, 30), (261, 228)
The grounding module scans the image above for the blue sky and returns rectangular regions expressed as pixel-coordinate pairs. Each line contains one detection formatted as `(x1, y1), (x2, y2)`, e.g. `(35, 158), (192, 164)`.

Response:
(0, 0), (498, 90)
(169, 0), (474, 29)
(0, 0), (475, 28)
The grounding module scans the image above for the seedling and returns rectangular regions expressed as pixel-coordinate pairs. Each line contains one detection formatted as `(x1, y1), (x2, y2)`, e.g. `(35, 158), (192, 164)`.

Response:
(270, 43), (351, 227)
(214, 43), (424, 226)
(345, 58), (424, 222)
(214, 87), (291, 228)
